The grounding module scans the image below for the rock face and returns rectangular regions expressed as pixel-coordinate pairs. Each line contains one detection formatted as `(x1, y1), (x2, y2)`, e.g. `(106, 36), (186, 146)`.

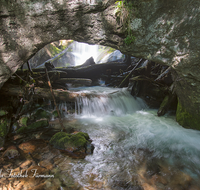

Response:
(1, 0), (200, 129)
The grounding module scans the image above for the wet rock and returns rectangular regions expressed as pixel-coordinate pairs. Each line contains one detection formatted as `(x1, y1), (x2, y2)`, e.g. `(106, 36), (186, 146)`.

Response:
(50, 131), (93, 158)
(16, 119), (48, 134)
(18, 139), (47, 154)
(176, 99), (200, 130)
(3, 145), (20, 159)
(86, 141), (95, 155)
(81, 56), (95, 67)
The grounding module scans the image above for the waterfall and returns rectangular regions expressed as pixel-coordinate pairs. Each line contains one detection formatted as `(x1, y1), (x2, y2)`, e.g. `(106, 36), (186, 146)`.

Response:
(74, 87), (147, 116)
(71, 41), (99, 66)
(49, 86), (200, 189)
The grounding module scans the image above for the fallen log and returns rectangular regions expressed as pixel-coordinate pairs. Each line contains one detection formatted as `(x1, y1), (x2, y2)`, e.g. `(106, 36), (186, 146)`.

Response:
(155, 67), (171, 81)
(16, 62), (129, 80)
(54, 78), (92, 86)
(0, 84), (110, 102)
(0, 84), (81, 102)
(157, 83), (177, 116)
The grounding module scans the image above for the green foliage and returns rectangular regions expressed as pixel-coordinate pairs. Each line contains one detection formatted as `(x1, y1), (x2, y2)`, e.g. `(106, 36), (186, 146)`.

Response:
(19, 116), (28, 127)
(114, 0), (137, 46)
(49, 44), (62, 57)
(124, 34), (136, 45)
(0, 118), (9, 137)
(0, 110), (8, 117)
(16, 119), (48, 134)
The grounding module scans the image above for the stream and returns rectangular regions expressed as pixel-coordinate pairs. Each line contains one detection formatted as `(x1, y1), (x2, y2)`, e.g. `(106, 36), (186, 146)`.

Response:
(57, 86), (200, 189)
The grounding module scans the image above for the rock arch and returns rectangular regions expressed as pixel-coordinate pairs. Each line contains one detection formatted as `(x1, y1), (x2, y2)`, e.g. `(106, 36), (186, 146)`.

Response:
(1, 0), (200, 129)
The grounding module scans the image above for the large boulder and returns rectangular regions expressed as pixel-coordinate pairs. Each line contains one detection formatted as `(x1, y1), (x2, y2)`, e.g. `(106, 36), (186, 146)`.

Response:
(1, 0), (200, 129)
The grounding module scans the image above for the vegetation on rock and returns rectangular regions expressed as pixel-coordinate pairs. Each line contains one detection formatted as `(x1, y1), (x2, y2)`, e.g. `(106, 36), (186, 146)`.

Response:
(17, 119), (48, 134)
(50, 132), (89, 150)
(176, 100), (200, 130)
(115, 0), (138, 45)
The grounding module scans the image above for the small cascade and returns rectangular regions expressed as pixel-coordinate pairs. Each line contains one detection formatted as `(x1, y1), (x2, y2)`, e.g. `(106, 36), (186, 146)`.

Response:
(74, 87), (147, 116)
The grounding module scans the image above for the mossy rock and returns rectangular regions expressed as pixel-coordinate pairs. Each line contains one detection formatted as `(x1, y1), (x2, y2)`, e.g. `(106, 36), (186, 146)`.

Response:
(34, 108), (51, 120)
(50, 132), (89, 150)
(16, 119), (48, 134)
(18, 116), (29, 127)
(176, 100), (200, 130)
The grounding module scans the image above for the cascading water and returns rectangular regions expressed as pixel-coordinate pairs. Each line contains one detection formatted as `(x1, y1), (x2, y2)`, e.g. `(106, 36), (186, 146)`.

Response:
(74, 87), (146, 116)
(61, 86), (200, 189)
(71, 41), (99, 66)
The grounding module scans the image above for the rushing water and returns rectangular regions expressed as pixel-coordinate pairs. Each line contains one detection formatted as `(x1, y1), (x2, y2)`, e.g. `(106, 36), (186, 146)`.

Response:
(61, 87), (200, 189)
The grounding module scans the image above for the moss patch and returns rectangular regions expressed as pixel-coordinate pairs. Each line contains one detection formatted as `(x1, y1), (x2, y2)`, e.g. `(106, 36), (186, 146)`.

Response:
(52, 110), (58, 118)
(34, 109), (51, 120)
(176, 100), (200, 130)
(0, 110), (8, 117)
(17, 119), (48, 134)
(0, 118), (10, 137)
(49, 44), (62, 57)
(19, 116), (29, 127)
(157, 95), (170, 116)
(50, 132), (89, 150)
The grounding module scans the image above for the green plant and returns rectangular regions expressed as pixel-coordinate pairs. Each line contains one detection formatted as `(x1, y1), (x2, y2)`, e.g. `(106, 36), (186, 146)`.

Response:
(114, 0), (137, 45)
(114, 1), (129, 24)
(124, 34), (136, 45)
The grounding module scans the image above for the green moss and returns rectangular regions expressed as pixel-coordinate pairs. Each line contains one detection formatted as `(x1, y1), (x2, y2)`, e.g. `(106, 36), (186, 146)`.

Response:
(176, 100), (200, 130)
(77, 132), (89, 140)
(114, 0), (137, 45)
(70, 133), (87, 147)
(49, 44), (62, 57)
(0, 110), (8, 117)
(124, 34), (136, 45)
(0, 118), (9, 137)
(50, 132), (89, 150)
(159, 95), (169, 109)
(157, 95), (170, 116)
(16, 119), (48, 134)
(19, 116), (28, 127)
(52, 110), (58, 118)
(34, 109), (51, 120)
